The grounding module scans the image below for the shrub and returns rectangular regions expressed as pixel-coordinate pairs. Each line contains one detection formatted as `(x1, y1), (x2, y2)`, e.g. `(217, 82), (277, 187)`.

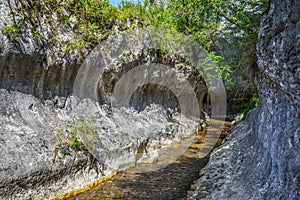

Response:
(53, 116), (98, 162)
(1, 23), (21, 38)
(5, 0), (267, 89)
(242, 93), (259, 119)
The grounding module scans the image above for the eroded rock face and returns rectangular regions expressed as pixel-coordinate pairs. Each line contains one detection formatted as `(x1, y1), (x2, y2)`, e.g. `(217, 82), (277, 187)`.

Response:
(95, 48), (207, 113)
(0, 89), (200, 199)
(0, 1), (209, 199)
(0, 1), (81, 99)
(192, 0), (300, 199)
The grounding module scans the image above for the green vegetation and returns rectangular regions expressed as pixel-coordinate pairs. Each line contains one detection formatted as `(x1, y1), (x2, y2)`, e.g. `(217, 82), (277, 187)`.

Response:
(201, 51), (233, 84)
(53, 116), (98, 162)
(1, 23), (21, 38)
(3, 0), (267, 81)
(3, 0), (148, 54)
(232, 93), (259, 119)
(3, 0), (267, 110)
(52, 116), (107, 174)
(242, 93), (259, 119)
(166, 0), (268, 85)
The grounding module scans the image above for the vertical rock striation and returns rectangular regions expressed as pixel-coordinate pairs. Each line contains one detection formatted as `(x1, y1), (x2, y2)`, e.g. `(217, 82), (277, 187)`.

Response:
(0, 0), (81, 99)
(253, 0), (300, 198)
(193, 0), (300, 199)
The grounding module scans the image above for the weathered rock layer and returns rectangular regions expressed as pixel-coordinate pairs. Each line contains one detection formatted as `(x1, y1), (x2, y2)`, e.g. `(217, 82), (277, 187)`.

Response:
(0, 1), (209, 199)
(192, 0), (300, 199)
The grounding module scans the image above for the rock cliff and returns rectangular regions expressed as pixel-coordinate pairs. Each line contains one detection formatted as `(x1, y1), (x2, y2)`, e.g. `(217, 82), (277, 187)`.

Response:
(0, 0), (210, 199)
(192, 0), (300, 199)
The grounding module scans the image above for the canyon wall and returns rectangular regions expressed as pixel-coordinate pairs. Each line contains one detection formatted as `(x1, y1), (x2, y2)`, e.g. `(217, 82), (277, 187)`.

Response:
(0, 1), (208, 199)
(193, 0), (300, 199)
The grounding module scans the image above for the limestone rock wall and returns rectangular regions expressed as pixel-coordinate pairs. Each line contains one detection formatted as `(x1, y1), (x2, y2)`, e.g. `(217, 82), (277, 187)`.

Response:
(0, 0), (81, 99)
(0, 1), (208, 199)
(192, 0), (300, 199)
(0, 89), (200, 199)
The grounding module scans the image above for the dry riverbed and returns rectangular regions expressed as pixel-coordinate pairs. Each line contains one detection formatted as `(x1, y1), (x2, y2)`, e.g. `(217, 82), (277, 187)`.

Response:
(60, 121), (231, 200)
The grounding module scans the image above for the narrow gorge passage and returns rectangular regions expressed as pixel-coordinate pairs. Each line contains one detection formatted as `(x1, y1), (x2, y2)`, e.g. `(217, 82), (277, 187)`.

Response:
(64, 122), (231, 200)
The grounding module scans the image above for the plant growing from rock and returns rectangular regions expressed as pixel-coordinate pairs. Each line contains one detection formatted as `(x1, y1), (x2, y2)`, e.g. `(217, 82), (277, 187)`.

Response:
(52, 116), (105, 175)
(242, 93), (259, 119)
(3, 0), (267, 105)
(1, 23), (21, 38)
(232, 93), (259, 120)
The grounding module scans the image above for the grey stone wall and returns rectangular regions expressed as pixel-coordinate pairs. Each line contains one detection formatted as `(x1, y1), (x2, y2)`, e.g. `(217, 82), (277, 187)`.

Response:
(0, 1), (207, 199)
(192, 0), (300, 199)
